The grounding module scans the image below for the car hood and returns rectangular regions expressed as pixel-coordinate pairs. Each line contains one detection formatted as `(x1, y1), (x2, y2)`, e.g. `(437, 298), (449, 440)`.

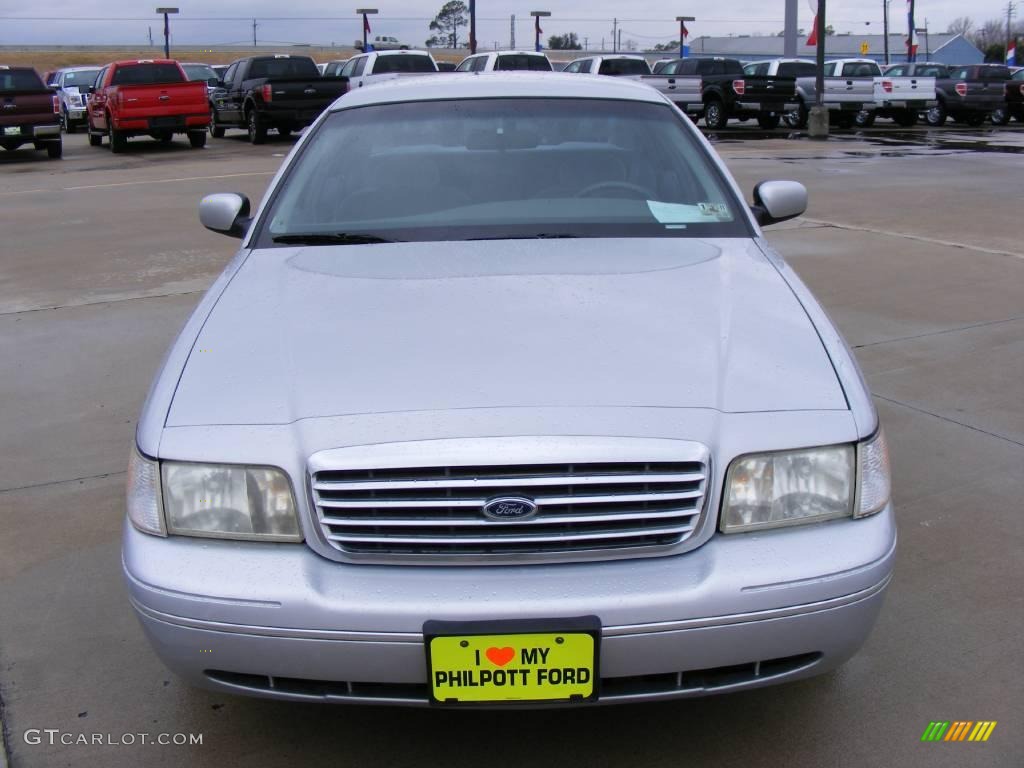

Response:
(166, 238), (847, 427)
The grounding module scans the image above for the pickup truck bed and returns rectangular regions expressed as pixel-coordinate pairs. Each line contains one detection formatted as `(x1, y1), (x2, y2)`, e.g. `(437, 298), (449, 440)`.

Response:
(0, 67), (61, 159)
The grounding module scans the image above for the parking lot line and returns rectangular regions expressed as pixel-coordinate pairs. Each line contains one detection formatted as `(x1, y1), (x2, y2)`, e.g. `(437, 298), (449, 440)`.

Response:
(0, 171), (275, 198)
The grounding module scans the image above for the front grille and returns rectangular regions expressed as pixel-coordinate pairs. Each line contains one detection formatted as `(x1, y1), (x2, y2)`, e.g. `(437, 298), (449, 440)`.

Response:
(311, 461), (707, 561)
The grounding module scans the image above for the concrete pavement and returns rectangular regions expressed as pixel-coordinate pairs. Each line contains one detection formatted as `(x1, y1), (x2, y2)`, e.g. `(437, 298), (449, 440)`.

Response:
(1, 126), (1022, 767)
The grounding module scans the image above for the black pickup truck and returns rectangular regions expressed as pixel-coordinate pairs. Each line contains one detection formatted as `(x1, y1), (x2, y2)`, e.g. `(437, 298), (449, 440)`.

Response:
(0, 66), (61, 159)
(667, 57), (797, 129)
(209, 55), (348, 144)
(926, 63), (1013, 127)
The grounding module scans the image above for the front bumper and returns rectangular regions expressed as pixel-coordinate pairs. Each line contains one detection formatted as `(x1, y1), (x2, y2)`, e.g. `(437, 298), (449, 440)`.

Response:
(124, 504), (896, 706)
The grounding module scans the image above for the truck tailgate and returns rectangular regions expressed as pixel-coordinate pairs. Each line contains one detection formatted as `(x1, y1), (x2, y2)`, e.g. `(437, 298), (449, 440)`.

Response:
(258, 78), (347, 111)
(0, 91), (56, 127)
(111, 81), (207, 121)
(740, 76), (796, 102)
(875, 76), (935, 104)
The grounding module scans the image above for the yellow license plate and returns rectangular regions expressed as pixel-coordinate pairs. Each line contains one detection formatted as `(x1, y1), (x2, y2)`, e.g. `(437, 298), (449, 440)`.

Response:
(425, 618), (600, 705)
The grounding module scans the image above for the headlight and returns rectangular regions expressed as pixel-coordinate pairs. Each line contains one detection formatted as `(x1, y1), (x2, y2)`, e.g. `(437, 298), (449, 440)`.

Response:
(161, 462), (302, 542)
(721, 431), (892, 533)
(721, 444), (855, 533)
(126, 447), (167, 536)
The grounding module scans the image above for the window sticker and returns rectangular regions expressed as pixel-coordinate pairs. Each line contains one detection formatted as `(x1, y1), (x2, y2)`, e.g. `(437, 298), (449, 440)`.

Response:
(647, 200), (733, 225)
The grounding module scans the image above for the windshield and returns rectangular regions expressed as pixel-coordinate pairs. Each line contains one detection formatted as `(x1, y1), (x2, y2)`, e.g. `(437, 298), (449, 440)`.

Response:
(778, 62), (817, 77)
(1015, 69), (1024, 80)
(0, 69), (45, 91)
(373, 54), (437, 74)
(111, 63), (184, 85)
(495, 55), (552, 71)
(248, 57), (319, 79)
(598, 59), (651, 76)
(182, 64), (218, 83)
(841, 62), (882, 77)
(63, 69), (100, 86)
(257, 98), (750, 246)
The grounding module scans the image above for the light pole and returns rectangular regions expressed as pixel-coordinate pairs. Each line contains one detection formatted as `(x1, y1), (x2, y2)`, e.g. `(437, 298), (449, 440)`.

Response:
(531, 11), (550, 53)
(356, 8), (378, 52)
(676, 16), (695, 58)
(882, 0), (890, 65)
(155, 7), (178, 59)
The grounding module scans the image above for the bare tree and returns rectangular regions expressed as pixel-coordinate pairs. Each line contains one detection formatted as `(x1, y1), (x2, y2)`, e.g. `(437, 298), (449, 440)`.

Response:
(946, 16), (974, 36)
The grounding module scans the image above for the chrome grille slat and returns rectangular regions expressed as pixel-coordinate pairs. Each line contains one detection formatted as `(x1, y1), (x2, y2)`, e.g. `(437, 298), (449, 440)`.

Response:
(311, 459), (708, 561)
(322, 506), (699, 527)
(312, 472), (705, 491)
(325, 524), (696, 545)
(316, 489), (703, 509)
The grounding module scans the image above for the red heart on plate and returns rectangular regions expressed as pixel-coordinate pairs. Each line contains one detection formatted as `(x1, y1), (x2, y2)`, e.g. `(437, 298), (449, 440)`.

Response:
(485, 647), (515, 667)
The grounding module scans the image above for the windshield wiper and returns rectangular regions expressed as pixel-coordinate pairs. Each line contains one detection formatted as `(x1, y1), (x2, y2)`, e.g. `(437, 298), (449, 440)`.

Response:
(468, 233), (579, 241)
(272, 232), (400, 246)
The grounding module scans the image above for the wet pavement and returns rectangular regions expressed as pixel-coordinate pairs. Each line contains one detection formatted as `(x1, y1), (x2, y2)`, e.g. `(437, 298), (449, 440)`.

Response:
(1, 127), (1023, 768)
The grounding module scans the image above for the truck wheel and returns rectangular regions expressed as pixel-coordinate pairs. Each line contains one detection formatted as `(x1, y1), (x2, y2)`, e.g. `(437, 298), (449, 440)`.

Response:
(209, 107), (225, 138)
(990, 107), (1010, 126)
(88, 129), (103, 147)
(62, 108), (77, 134)
(704, 99), (728, 130)
(756, 114), (781, 130)
(46, 140), (63, 159)
(925, 102), (946, 127)
(108, 120), (127, 153)
(894, 110), (919, 127)
(783, 103), (808, 129)
(188, 130), (207, 149)
(247, 109), (267, 144)
(854, 110), (875, 128)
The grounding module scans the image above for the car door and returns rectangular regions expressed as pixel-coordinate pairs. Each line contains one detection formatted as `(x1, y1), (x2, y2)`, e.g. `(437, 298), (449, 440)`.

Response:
(350, 56), (369, 87)
(88, 67), (110, 131)
(217, 62), (242, 124)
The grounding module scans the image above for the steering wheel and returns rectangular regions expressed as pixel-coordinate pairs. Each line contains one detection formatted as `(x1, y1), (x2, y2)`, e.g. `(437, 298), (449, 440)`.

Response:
(574, 181), (654, 200)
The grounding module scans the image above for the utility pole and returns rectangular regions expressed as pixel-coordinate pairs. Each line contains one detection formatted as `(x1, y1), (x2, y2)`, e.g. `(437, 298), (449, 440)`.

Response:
(618, 29), (623, 51)
(584, 37), (589, 50)
(469, 0), (476, 53)
(882, 0), (890, 64)
(510, 15), (515, 49)
(148, 26), (153, 47)
(252, 19), (258, 47)
(612, 18), (618, 52)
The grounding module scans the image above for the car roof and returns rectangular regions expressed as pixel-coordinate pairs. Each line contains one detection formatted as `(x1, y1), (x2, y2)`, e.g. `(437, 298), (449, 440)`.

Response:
(368, 49), (431, 57)
(332, 71), (666, 111)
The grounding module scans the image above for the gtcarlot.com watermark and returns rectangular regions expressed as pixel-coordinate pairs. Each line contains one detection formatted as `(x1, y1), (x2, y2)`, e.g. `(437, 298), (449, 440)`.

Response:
(24, 729), (202, 747)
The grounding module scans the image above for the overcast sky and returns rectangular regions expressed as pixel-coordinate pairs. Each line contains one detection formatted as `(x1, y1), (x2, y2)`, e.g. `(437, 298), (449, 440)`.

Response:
(1, 1), (1011, 49)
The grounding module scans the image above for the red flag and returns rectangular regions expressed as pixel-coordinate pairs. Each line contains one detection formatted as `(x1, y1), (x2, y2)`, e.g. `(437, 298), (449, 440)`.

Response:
(806, 15), (818, 46)
(682, 22), (689, 37)
(363, 14), (371, 35)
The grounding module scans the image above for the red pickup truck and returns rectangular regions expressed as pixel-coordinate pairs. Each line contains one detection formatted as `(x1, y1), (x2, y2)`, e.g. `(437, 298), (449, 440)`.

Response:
(0, 66), (62, 159)
(86, 59), (209, 152)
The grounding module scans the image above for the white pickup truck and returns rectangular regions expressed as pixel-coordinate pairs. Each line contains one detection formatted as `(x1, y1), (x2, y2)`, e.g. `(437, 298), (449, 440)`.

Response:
(770, 58), (933, 129)
(758, 58), (876, 128)
(339, 50), (438, 89)
(455, 51), (553, 72)
(563, 55), (651, 77)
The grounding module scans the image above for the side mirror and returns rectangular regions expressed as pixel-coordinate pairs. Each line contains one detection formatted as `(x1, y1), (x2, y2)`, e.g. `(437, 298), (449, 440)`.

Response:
(751, 180), (807, 226)
(199, 193), (252, 239)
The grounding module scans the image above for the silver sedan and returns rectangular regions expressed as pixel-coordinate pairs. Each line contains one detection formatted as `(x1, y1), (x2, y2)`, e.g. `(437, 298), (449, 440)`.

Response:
(124, 73), (894, 708)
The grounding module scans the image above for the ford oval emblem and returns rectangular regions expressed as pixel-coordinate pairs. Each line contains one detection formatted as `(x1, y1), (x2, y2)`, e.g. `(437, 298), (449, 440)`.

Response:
(483, 497), (538, 521)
